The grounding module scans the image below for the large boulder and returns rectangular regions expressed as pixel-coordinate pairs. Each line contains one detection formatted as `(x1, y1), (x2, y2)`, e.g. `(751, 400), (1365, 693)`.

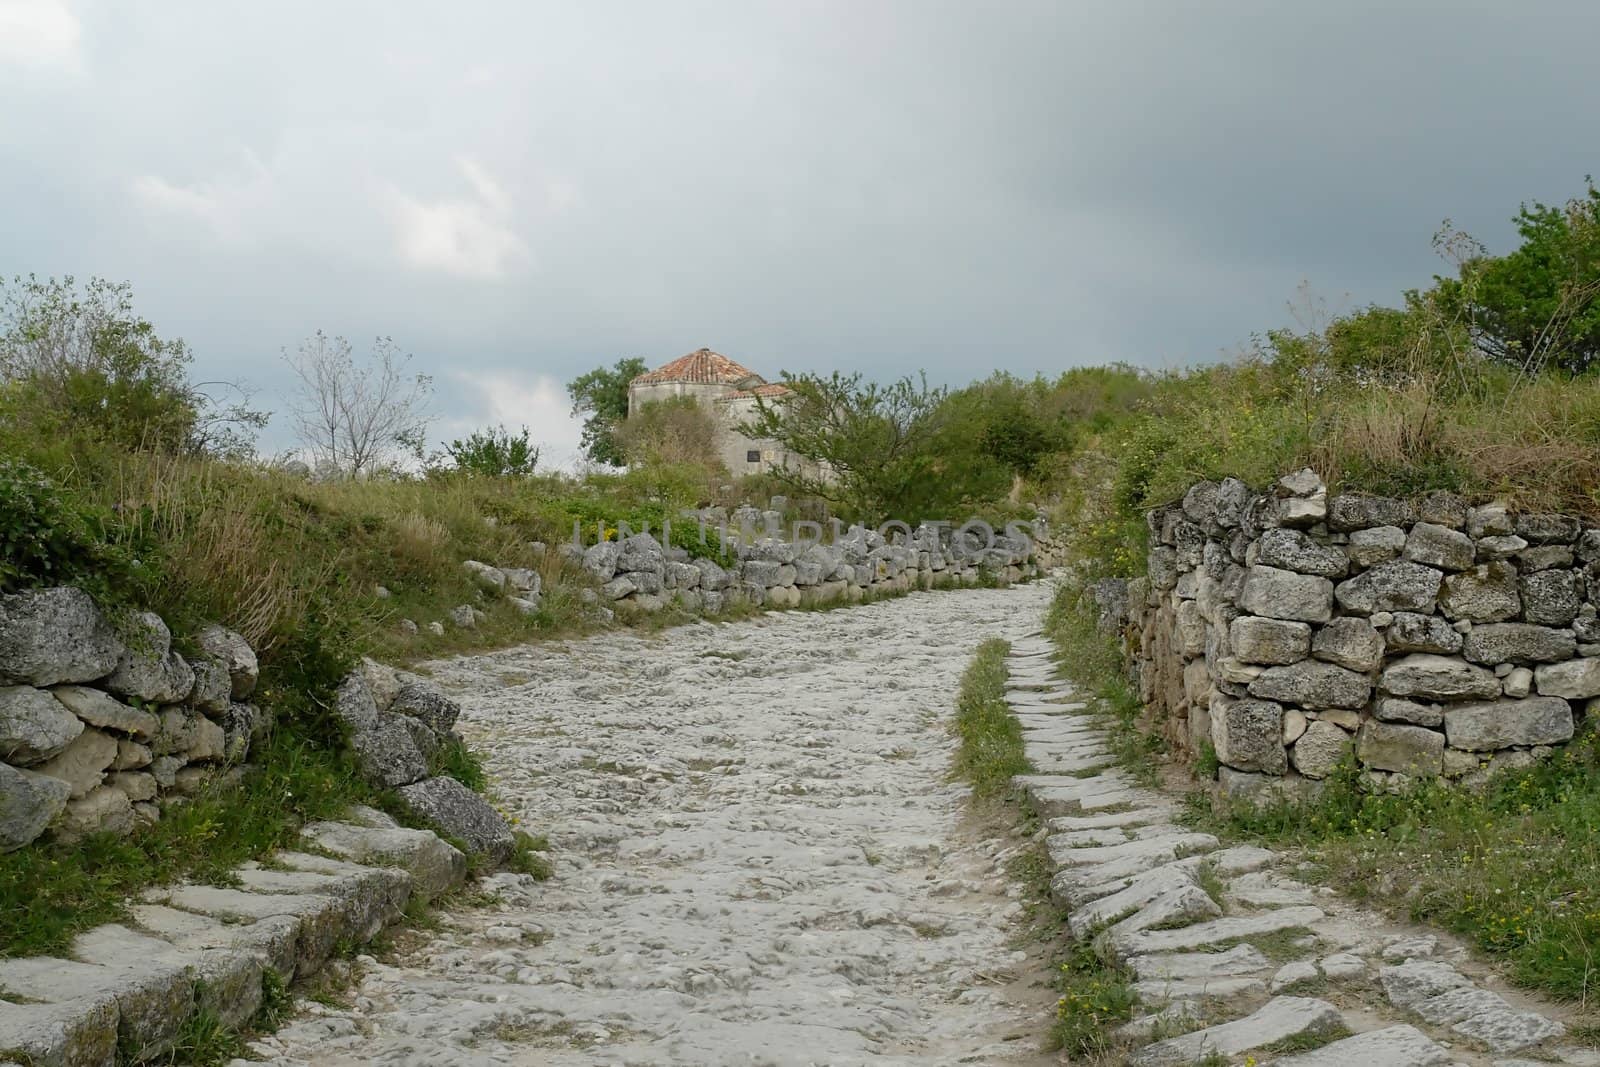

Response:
(1334, 561), (1442, 616)
(0, 684), (84, 764)
(1238, 566), (1333, 623)
(395, 776), (514, 864)
(0, 587), (122, 687)
(1209, 696), (1286, 774)
(1357, 721), (1444, 776)
(1383, 612), (1462, 655)
(1311, 617), (1385, 672)
(1520, 569), (1583, 626)
(1255, 529), (1348, 578)
(1534, 658), (1600, 700)
(195, 624), (259, 700)
(104, 612), (195, 705)
(1402, 523), (1475, 572)
(187, 657), (232, 715)
(1290, 720), (1350, 779)
(1381, 654), (1500, 702)
(1248, 660), (1371, 710)
(0, 761), (72, 850)
(1438, 563), (1521, 622)
(1443, 697), (1573, 751)
(1461, 623), (1577, 666)
(1228, 616), (1311, 665)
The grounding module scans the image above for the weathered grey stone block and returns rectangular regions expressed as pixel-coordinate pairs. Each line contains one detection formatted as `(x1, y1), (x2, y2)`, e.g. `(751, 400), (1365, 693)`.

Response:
(1383, 612), (1462, 654)
(0, 760), (72, 851)
(1289, 720), (1350, 779)
(1239, 566), (1333, 623)
(1475, 533), (1528, 561)
(1520, 568), (1583, 626)
(1248, 659), (1371, 709)
(1229, 616), (1311, 665)
(0, 587), (121, 688)
(1516, 512), (1582, 544)
(0, 684), (84, 765)
(1329, 493), (1414, 531)
(1375, 697), (1443, 728)
(1346, 525), (1407, 568)
(1256, 528), (1348, 577)
(395, 776), (514, 863)
(1335, 560), (1442, 615)
(1443, 697), (1573, 751)
(1462, 622), (1576, 665)
(351, 718), (429, 788)
(32, 726), (117, 798)
(1358, 721), (1445, 776)
(1403, 522), (1475, 571)
(1534, 657), (1600, 700)
(194, 624), (258, 700)
(1381, 653), (1501, 701)
(1210, 696), (1286, 774)
(1438, 563), (1521, 621)
(1311, 617), (1384, 671)
(104, 612), (194, 705)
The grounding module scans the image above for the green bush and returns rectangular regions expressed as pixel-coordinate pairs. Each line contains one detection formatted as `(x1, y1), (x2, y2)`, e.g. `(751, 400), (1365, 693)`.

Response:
(0, 457), (139, 599)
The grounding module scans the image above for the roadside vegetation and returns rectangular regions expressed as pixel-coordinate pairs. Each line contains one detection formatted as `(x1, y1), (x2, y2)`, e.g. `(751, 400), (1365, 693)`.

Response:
(1028, 180), (1600, 1008)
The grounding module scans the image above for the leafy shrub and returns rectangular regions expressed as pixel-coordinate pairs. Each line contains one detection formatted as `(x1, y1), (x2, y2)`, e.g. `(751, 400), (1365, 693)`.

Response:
(0, 457), (137, 598)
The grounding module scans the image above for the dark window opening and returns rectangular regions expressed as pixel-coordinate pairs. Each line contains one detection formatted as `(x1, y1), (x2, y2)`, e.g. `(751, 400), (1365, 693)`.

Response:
(747, 450), (761, 463)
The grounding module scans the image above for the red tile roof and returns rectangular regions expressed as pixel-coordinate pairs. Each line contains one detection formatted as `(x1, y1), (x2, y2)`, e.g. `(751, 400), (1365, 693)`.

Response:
(630, 348), (762, 386)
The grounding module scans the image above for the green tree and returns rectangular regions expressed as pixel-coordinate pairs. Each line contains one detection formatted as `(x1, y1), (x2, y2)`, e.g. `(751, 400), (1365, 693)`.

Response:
(436, 424), (539, 476)
(0, 275), (264, 456)
(741, 371), (967, 523)
(1433, 181), (1600, 376)
(567, 357), (646, 466)
(614, 395), (725, 471)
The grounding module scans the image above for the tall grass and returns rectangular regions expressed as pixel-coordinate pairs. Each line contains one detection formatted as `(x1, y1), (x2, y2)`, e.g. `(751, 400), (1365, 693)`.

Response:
(951, 638), (1029, 797)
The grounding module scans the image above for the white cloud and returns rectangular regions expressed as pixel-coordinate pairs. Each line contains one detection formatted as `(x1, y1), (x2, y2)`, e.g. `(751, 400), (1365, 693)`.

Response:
(0, 0), (81, 72)
(384, 157), (528, 280)
(129, 158), (270, 242)
(442, 369), (583, 471)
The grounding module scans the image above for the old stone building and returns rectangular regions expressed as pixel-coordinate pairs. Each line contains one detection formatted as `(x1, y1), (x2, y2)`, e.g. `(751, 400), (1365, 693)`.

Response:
(627, 347), (815, 477)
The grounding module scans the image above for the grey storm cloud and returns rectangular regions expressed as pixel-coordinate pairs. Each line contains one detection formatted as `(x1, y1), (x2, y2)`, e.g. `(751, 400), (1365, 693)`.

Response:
(2, 0), (1598, 460)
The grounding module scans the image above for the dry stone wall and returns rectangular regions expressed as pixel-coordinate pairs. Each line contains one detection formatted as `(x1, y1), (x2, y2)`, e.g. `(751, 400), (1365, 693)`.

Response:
(0, 588), (266, 851)
(1121, 470), (1600, 801)
(563, 519), (1055, 617)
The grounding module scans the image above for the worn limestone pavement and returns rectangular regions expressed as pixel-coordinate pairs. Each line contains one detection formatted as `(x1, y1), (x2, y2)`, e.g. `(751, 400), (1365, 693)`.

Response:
(0, 807), (468, 1066)
(1004, 634), (1587, 1066)
(252, 583), (1064, 1066)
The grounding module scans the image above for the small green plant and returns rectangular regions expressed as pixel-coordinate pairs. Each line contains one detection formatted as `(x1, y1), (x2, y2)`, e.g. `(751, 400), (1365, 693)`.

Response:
(159, 1001), (243, 1066)
(432, 738), (488, 793)
(1051, 941), (1138, 1057)
(252, 969), (293, 1032)
(951, 638), (1030, 798)
(508, 831), (553, 880)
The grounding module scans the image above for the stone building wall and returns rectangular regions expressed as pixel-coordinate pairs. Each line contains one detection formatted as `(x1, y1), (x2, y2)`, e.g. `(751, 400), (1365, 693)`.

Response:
(1118, 470), (1600, 802)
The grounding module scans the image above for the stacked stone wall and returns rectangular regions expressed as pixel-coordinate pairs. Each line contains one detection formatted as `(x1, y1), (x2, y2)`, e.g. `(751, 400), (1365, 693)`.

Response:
(1117, 470), (1600, 800)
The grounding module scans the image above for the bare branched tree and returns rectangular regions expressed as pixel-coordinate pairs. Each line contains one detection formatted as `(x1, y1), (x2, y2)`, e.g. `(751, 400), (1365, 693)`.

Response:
(285, 331), (432, 477)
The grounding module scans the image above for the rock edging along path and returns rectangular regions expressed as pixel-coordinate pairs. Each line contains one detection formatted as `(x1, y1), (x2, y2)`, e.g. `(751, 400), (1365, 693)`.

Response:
(1004, 636), (1586, 1066)
(0, 807), (467, 1066)
(254, 583), (1062, 1066)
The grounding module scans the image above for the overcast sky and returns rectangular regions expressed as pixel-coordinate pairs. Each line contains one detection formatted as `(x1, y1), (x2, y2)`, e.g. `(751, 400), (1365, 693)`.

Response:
(3, 1), (1597, 465)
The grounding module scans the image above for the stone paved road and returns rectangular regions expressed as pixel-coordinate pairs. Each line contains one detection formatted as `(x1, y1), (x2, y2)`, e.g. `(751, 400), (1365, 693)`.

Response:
(253, 584), (1060, 1067)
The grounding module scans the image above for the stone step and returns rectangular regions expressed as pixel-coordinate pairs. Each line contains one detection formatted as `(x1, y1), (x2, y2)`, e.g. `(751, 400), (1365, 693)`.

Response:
(0, 818), (466, 1067)
(1067, 860), (1203, 932)
(1132, 974), (1268, 1008)
(1129, 944), (1273, 981)
(1047, 831), (1218, 870)
(1107, 905), (1326, 960)
(1267, 1024), (1450, 1066)
(1129, 995), (1346, 1067)
(1048, 806), (1178, 832)
(1379, 960), (1564, 1053)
